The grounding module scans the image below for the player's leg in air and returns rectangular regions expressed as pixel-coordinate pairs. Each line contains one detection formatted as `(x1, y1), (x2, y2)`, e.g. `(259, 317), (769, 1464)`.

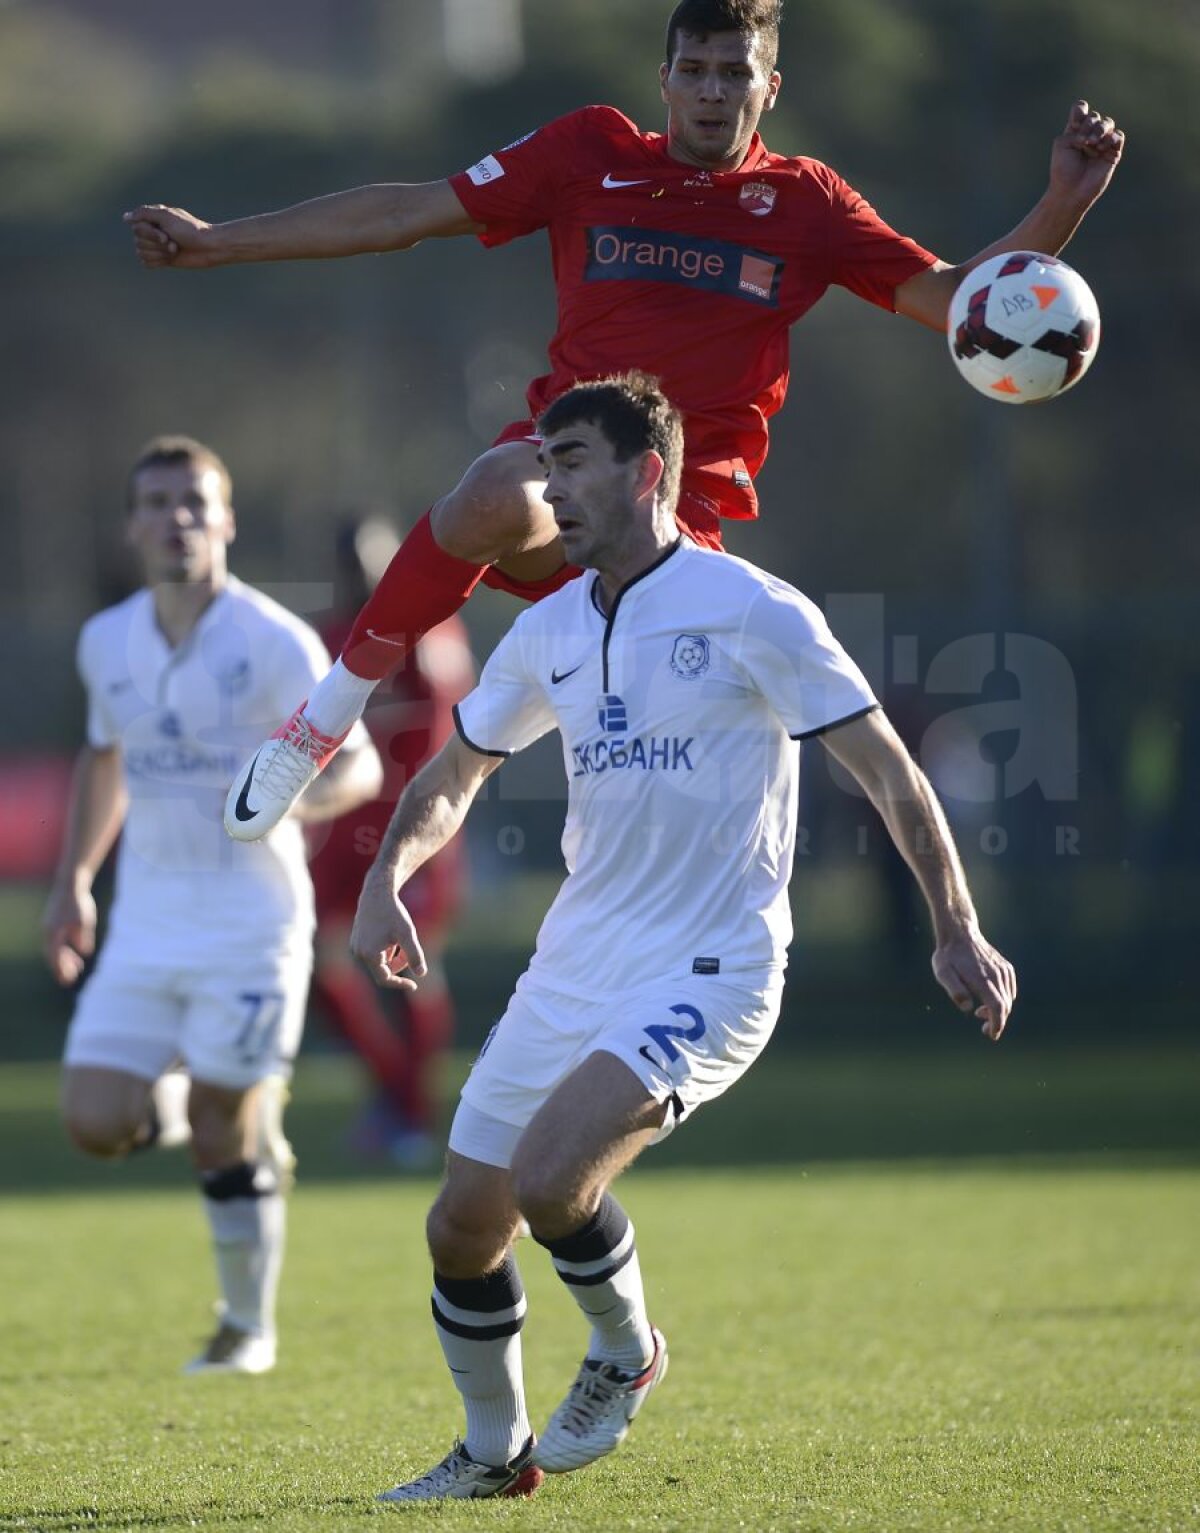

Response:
(61, 955), (302, 1375)
(60, 1066), (292, 1373)
(378, 1053), (668, 1502)
(225, 439), (560, 841)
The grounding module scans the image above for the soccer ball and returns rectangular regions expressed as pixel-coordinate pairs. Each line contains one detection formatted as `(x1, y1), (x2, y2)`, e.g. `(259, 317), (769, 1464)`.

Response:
(947, 251), (1100, 404)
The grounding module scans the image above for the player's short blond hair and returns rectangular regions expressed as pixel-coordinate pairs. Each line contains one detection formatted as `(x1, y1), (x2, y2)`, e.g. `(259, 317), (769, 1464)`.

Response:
(538, 372), (684, 518)
(126, 435), (233, 510)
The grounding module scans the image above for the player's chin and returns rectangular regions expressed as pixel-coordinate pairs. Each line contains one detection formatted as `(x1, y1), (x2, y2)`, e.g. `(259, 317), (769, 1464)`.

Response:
(555, 525), (586, 560)
(687, 123), (739, 156)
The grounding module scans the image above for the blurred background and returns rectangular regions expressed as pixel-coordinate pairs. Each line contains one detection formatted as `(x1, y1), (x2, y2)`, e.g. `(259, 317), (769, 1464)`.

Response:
(0, 0), (1195, 1167)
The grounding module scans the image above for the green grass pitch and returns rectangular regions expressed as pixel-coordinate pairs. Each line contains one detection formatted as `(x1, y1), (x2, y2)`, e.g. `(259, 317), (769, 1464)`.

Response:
(0, 1052), (1196, 1533)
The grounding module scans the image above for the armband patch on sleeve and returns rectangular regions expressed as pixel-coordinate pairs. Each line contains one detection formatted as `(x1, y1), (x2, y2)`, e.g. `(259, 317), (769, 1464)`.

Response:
(466, 155), (505, 186)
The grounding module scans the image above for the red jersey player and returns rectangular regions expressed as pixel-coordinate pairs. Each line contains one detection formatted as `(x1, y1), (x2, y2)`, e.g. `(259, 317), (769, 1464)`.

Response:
(124, 0), (1124, 842)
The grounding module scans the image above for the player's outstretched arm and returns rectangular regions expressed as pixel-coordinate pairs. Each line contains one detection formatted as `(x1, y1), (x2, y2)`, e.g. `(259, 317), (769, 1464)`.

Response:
(350, 733), (501, 990)
(124, 180), (481, 271)
(895, 100), (1125, 331)
(820, 710), (1016, 1041)
(41, 745), (127, 986)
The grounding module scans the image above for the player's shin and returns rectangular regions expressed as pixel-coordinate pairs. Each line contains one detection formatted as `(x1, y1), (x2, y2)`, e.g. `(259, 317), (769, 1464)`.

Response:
(431, 1257), (532, 1465)
(535, 1193), (654, 1372)
(200, 1160), (286, 1340)
(305, 512), (486, 738)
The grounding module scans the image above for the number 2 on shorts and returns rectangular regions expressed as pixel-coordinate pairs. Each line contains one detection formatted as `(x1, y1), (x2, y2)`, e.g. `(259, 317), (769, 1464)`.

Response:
(642, 1003), (706, 1065)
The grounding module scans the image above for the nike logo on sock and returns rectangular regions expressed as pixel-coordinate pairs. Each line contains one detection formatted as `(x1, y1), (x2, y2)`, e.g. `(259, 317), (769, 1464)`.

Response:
(232, 753), (263, 822)
(364, 628), (408, 649)
(551, 663), (583, 685)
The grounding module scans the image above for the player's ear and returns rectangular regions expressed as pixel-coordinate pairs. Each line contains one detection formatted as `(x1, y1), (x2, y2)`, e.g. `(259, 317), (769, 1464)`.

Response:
(659, 60), (670, 104)
(636, 450), (665, 503)
(764, 70), (782, 110)
(223, 506), (237, 546)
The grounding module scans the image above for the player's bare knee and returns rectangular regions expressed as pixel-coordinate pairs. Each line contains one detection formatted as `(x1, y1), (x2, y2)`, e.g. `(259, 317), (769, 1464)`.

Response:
(425, 1197), (505, 1277)
(63, 1106), (135, 1159)
(430, 447), (545, 563)
(187, 1083), (250, 1171)
(509, 1158), (587, 1238)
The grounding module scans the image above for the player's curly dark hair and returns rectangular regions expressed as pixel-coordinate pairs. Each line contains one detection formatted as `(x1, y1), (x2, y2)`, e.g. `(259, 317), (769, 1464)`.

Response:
(665, 0), (783, 72)
(538, 373), (684, 518)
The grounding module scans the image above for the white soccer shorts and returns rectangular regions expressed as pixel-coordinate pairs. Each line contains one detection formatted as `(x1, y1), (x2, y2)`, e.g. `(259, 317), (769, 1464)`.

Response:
(63, 942), (312, 1090)
(448, 970), (783, 1169)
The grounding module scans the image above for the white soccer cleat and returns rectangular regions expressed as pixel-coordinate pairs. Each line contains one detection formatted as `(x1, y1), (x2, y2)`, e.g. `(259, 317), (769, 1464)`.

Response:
(535, 1326), (668, 1473)
(224, 704), (346, 842)
(377, 1434), (544, 1502)
(183, 1320), (277, 1376)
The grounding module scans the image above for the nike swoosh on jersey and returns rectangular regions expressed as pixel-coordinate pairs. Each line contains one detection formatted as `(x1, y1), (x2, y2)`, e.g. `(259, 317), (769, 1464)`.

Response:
(602, 174), (652, 189)
(551, 663), (584, 685)
(232, 752), (263, 823)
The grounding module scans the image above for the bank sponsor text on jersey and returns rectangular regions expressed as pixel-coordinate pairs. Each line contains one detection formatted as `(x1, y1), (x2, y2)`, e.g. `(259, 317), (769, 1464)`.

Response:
(572, 734), (695, 777)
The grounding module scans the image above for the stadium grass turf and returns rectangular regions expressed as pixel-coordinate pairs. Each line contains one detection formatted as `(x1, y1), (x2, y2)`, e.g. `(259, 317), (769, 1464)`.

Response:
(0, 1060), (1196, 1532)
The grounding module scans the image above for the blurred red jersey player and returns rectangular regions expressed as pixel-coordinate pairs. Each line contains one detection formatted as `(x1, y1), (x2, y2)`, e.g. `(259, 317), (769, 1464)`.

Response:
(308, 519), (475, 1164)
(126, 0), (1123, 842)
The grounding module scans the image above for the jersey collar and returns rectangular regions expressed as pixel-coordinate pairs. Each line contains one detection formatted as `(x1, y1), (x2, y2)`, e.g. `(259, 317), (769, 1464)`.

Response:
(589, 535), (684, 618)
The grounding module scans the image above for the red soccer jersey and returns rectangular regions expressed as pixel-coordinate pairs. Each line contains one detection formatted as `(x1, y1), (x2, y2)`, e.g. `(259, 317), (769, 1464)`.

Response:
(450, 105), (938, 520)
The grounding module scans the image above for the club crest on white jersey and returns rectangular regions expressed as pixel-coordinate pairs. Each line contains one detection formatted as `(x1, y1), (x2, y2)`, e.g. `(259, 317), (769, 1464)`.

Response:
(670, 634), (710, 678)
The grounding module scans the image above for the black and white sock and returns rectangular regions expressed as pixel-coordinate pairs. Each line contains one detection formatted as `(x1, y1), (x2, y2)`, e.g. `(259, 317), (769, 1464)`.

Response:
(200, 1160), (285, 1338)
(431, 1256), (531, 1465)
(537, 1193), (654, 1373)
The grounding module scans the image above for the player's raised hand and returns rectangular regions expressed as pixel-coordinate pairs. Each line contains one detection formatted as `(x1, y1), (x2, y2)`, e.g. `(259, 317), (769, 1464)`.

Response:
(123, 205), (217, 269)
(1050, 100), (1125, 207)
(350, 873), (428, 992)
(41, 881), (98, 987)
(932, 926), (1016, 1042)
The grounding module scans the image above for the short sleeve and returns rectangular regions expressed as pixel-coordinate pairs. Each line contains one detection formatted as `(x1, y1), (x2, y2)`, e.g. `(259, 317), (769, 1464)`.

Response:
(453, 621), (556, 757)
(77, 622), (117, 750)
(738, 580), (878, 740)
(449, 110), (589, 248)
(825, 168), (938, 312)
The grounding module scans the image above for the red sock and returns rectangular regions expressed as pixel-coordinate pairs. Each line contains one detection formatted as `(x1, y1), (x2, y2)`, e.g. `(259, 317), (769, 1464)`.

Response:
(342, 511), (487, 681)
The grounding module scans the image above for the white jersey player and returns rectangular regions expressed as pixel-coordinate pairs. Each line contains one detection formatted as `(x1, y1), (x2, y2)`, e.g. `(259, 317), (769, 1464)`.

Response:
(349, 374), (1016, 1501)
(42, 436), (381, 1375)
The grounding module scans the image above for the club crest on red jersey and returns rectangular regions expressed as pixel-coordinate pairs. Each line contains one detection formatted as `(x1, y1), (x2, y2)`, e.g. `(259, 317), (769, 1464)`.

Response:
(739, 181), (777, 217)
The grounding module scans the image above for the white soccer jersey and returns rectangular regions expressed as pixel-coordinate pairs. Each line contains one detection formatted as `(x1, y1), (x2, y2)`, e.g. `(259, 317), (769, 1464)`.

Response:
(454, 540), (877, 995)
(77, 576), (344, 966)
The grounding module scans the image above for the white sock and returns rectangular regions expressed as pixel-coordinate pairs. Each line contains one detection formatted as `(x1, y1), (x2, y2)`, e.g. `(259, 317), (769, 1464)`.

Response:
(302, 658), (377, 738)
(431, 1260), (531, 1465)
(538, 1193), (654, 1372)
(201, 1162), (286, 1338)
(149, 1070), (191, 1150)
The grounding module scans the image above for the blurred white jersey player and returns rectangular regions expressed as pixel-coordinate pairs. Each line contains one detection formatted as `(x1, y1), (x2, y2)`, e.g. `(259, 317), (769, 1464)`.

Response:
(43, 436), (381, 1374)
